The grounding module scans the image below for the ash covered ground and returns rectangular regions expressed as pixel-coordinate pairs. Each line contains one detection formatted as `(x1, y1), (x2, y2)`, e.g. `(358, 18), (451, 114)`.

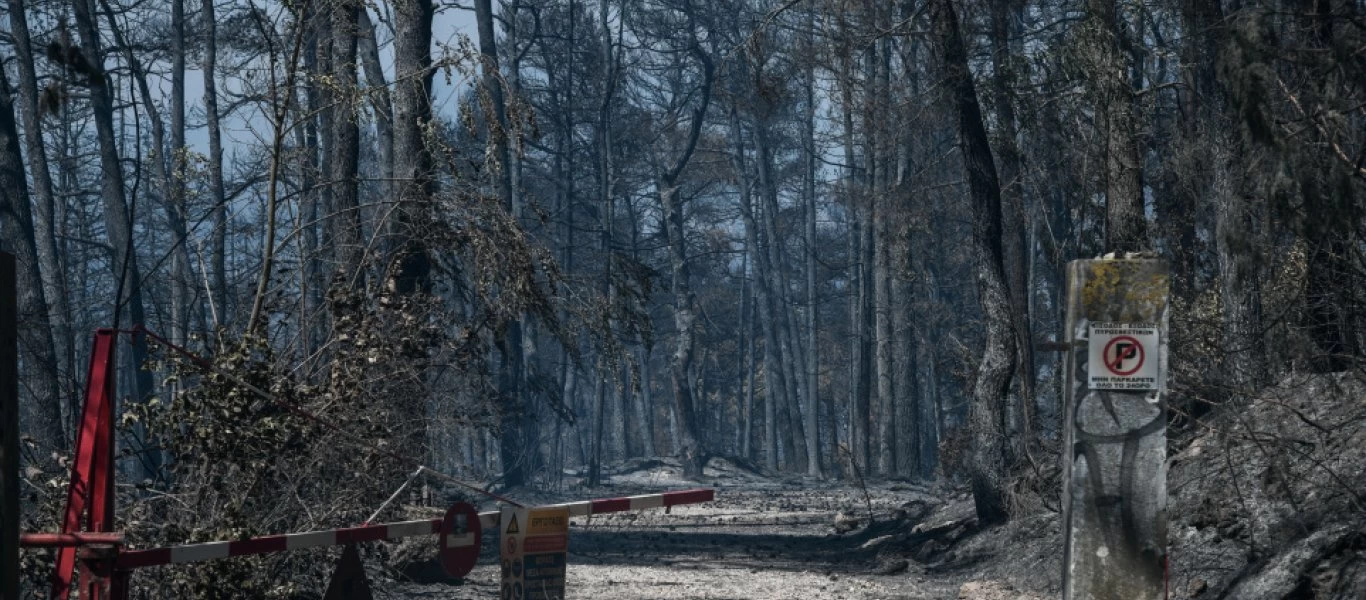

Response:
(380, 460), (1055, 600)
(370, 373), (1364, 600)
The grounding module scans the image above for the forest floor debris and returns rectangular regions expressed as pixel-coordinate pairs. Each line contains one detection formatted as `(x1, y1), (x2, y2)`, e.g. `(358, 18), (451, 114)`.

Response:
(382, 460), (1063, 599)
(381, 372), (1366, 599)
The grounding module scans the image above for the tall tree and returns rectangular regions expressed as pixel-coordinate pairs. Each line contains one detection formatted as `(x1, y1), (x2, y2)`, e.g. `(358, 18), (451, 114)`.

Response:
(168, 0), (192, 344)
(6, 0), (74, 420)
(989, 0), (1035, 458)
(656, 3), (714, 478)
(931, 0), (1015, 524)
(390, 0), (437, 476)
(800, 6), (822, 477)
(1085, 0), (1147, 251)
(0, 70), (63, 450)
(71, 0), (157, 415)
(329, 0), (364, 279)
(474, 0), (529, 487)
(202, 0), (229, 325)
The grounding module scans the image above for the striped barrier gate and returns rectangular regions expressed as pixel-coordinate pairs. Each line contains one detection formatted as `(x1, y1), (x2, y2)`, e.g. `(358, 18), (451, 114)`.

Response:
(17, 327), (718, 598)
(116, 488), (715, 569)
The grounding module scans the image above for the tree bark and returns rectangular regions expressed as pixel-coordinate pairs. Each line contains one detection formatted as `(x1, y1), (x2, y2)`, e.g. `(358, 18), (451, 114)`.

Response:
(5, 0), (72, 434)
(870, 28), (895, 477)
(754, 126), (807, 473)
(737, 246), (752, 459)
(932, 0), (1016, 525)
(1088, 0), (1147, 252)
(730, 106), (784, 471)
(201, 0), (229, 326)
(169, 0), (190, 344)
(358, 10), (395, 202)
(0, 70), (63, 450)
(657, 33), (713, 477)
(391, 0), (436, 468)
(329, 0), (363, 280)
(989, 0), (1035, 459)
(801, 9), (822, 477)
(72, 0), (156, 407)
(873, 181), (895, 476)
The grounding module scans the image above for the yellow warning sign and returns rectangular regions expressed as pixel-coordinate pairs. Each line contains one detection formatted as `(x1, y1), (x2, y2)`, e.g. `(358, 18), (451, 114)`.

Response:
(501, 505), (569, 600)
(527, 508), (568, 536)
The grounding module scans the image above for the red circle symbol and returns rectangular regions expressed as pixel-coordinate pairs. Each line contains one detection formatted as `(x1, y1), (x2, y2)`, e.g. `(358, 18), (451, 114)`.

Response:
(438, 502), (482, 578)
(1102, 335), (1144, 376)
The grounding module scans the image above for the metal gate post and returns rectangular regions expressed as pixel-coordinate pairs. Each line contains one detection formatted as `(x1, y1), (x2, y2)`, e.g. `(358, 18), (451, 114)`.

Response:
(111, 569), (132, 600)
(53, 330), (119, 599)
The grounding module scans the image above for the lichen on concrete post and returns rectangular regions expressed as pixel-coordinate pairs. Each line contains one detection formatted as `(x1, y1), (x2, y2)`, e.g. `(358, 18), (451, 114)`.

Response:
(1062, 258), (1169, 600)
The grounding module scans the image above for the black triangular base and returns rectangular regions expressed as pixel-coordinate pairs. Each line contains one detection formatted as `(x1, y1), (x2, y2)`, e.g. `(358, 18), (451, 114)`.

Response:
(323, 544), (374, 600)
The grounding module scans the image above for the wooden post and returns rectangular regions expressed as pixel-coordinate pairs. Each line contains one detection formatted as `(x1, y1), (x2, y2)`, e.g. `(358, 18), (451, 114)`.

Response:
(2, 252), (18, 600)
(1062, 258), (1169, 600)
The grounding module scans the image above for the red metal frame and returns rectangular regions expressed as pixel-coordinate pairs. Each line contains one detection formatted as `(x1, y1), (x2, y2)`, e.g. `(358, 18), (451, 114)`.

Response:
(19, 533), (123, 548)
(23, 326), (717, 598)
(52, 329), (119, 600)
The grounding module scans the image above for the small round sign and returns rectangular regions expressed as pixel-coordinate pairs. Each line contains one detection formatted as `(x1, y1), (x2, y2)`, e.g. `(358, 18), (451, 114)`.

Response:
(1102, 335), (1144, 376)
(438, 502), (482, 578)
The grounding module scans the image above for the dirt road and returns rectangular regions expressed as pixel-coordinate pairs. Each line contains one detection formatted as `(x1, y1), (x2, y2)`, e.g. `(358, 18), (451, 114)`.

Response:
(381, 475), (1024, 599)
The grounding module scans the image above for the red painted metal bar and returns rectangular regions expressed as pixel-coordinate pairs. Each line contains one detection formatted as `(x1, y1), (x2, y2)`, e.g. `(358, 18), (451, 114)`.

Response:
(19, 533), (124, 548)
(53, 329), (118, 600)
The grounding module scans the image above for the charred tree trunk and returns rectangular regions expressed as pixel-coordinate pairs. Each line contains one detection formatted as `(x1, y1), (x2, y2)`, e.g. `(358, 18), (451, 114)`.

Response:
(168, 0), (190, 344)
(661, 178), (706, 477)
(801, 11), (823, 477)
(5, 0), (72, 437)
(201, 0), (228, 325)
(0, 70), (63, 450)
(391, 0), (436, 465)
(329, 0), (363, 280)
(658, 36), (713, 477)
(932, 0), (1016, 524)
(473, 0), (527, 487)
(358, 11), (394, 201)
(754, 126), (807, 473)
(989, 0), (1035, 458)
(837, 40), (872, 472)
(869, 28), (895, 477)
(736, 246), (752, 459)
(1088, 0), (1147, 252)
(72, 0), (156, 410)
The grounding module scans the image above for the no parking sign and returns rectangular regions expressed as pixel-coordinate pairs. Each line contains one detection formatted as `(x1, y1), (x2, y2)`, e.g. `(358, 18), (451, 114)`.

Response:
(1087, 322), (1161, 391)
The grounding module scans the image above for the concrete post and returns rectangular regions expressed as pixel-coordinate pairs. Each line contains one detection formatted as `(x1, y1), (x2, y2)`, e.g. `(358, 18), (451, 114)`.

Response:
(1062, 258), (1169, 600)
(2, 253), (18, 600)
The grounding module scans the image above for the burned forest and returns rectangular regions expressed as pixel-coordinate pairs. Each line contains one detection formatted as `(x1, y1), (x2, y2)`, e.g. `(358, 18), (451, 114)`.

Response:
(1, 0), (1364, 598)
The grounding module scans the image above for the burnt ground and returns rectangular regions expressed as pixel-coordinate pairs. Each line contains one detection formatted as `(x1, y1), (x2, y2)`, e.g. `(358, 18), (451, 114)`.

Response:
(377, 372), (1366, 599)
(379, 461), (1057, 600)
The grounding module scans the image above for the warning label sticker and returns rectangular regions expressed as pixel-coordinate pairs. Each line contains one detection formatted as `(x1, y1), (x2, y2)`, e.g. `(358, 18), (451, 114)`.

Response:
(1087, 322), (1161, 391)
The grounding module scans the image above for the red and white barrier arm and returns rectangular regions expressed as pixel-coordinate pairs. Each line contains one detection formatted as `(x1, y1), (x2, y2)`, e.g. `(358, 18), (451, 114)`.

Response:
(117, 488), (714, 569)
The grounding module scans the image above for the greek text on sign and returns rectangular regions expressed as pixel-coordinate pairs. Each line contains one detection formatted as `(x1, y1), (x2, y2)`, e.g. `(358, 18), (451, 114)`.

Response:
(1087, 322), (1160, 391)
